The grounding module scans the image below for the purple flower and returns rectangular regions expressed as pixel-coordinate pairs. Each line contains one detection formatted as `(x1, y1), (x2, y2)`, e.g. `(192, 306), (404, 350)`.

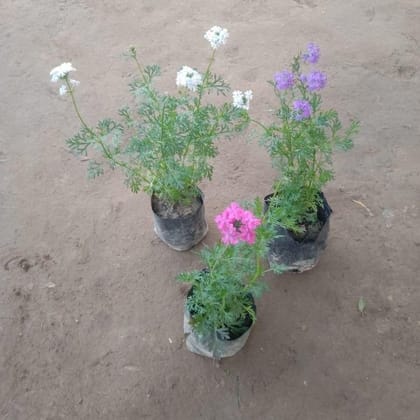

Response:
(274, 70), (294, 90)
(301, 71), (327, 91)
(293, 99), (312, 120)
(302, 43), (320, 64)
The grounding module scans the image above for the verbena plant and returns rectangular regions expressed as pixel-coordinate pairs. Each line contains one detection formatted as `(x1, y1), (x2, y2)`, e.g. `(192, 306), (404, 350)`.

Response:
(259, 43), (359, 233)
(50, 26), (252, 206)
(178, 201), (283, 340)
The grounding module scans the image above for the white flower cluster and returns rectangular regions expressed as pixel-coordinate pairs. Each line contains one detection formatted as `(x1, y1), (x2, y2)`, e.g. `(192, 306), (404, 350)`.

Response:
(50, 62), (79, 96)
(50, 62), (76, 82)
(176, 66), (203, 92)
(204, 26), (229, 49)
(232, 90), (253, 110)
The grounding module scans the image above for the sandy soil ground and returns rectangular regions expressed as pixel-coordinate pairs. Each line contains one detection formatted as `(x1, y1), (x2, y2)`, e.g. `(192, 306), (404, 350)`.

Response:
(1, 1), (420, 419)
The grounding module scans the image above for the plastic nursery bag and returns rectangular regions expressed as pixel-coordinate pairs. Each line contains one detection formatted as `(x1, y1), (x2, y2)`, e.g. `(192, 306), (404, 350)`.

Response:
(183, 309), (253, 360)
(266, 192), (332, 273)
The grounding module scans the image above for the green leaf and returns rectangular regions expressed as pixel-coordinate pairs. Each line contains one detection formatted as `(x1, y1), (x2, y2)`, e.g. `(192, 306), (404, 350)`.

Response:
(87, 161), (104, 179)
(144, 64), (161, 80)
(358, 297), (366, 315)
(270, 263), (287, 275)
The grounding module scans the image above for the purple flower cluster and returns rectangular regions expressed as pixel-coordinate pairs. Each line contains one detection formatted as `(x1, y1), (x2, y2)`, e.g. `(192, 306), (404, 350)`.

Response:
(300, 71), (327, 91)
(293, 100), (312, 120)
(274, 70), (294, 90)
(302, 43), (320, 64)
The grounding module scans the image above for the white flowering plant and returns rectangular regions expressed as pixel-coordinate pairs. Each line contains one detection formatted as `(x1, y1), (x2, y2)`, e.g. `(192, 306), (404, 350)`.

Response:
(51, 27), (251, 206)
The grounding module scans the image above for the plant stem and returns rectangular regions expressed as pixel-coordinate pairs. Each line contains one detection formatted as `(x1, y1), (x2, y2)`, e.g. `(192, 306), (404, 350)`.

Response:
(65, 78), (149, 184)
(197, 49), (216, 109)
(157, 98), (171, 184)
(250, 118), (269, 131)
(249, 253), (262, 286)
(132, 55), (146, 82)
(207, 244), (229, 275)
(66, 78), (90, 130)
(179, 50), (217, 178)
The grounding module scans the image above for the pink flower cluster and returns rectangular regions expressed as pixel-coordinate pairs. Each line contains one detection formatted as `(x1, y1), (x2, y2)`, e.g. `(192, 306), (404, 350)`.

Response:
(215, 202), (261, 245)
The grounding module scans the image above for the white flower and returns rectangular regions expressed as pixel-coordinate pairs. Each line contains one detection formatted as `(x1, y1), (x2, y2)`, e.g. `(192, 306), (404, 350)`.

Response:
(50, 62), (76, 82)
(57, 79), (79, 96)
(232, 90), (253, 110)
(176, 66), (203, 92)
(204, 26), (229, 49)
(59, 85), (67, 96)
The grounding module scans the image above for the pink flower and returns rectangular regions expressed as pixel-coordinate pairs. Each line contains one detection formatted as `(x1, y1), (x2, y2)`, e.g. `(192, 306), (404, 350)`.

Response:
(215, 202), (261, 245)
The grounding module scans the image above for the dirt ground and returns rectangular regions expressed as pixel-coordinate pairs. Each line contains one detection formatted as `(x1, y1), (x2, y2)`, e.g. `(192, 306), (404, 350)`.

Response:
(1, 1), (420, 419)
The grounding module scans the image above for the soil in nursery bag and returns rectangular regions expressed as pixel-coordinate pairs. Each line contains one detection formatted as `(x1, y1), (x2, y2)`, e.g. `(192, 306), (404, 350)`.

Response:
(152, 196), (202, 218)
(183, 288), (256, 359)
(264, 192), (332, 273)
(151, 193), (208, 251)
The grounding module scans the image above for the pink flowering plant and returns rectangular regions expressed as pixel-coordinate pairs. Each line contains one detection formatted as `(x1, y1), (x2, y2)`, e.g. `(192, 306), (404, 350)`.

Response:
(178, 200), (283, 339)
(51, 26), (251, 206)
(259, 43), (359, 233)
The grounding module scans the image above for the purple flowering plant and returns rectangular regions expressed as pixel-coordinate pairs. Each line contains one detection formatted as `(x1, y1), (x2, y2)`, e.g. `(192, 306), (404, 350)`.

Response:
(261, 43), (359, 233)
(178, 200), (283, 340)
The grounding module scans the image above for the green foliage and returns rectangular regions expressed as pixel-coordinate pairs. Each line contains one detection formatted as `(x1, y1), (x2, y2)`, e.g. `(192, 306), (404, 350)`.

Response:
(65, 47), (250, 206)
(261, 54), (359, 233)
(178, 199), (278, 338)
(87, 160), (104, 179)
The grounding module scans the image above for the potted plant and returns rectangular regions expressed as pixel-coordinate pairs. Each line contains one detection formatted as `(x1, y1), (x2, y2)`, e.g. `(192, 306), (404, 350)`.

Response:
(258, 43), (359, 272)
(50, 26), (252, 251)
(178, 201), (283, 359)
